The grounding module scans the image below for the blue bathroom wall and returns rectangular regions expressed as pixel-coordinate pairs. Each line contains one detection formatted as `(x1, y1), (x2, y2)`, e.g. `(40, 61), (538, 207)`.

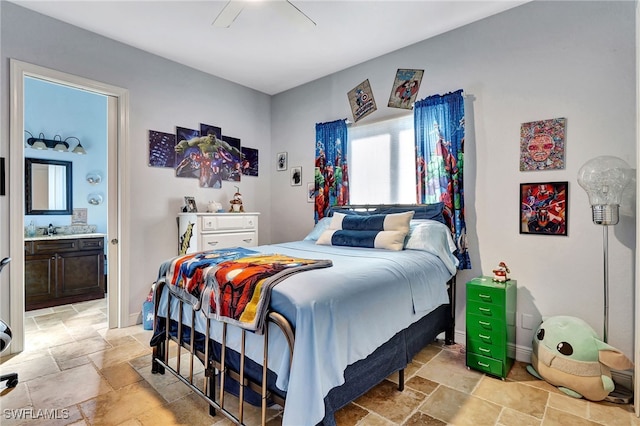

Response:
(24, 76), (108, 233)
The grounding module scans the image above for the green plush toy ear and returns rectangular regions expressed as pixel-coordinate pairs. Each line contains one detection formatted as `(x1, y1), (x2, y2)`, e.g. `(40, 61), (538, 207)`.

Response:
(595, 340), (634, 370)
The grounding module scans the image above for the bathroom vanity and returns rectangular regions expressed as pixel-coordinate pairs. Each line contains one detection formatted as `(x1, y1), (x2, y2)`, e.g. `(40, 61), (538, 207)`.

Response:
(24, 234), (106, 311)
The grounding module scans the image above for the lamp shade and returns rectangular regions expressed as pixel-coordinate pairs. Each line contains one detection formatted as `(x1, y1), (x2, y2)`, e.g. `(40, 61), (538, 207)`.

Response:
(577, 155), (632, 225)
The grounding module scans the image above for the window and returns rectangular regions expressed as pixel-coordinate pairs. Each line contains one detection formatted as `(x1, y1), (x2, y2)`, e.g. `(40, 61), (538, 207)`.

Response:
(347, 115), (416, 204)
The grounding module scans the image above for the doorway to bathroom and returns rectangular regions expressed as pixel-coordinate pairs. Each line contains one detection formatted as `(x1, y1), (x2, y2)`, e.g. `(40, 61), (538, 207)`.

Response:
(9, 59), (130, 353)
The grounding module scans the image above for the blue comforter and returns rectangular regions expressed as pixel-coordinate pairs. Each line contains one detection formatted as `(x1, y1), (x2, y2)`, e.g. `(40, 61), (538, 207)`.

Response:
(157, 240), (452, 425)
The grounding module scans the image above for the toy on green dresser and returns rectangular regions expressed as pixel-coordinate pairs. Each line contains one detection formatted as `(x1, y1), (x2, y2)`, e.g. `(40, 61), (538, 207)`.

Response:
(526, 316), (633, 401)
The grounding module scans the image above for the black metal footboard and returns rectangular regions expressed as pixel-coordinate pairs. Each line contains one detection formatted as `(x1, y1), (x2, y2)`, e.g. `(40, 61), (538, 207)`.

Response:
(150, 280), (295, 426)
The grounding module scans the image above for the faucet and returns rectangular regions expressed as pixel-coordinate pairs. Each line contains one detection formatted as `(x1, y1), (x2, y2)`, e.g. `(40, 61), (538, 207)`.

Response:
(48, 224), (55, 236)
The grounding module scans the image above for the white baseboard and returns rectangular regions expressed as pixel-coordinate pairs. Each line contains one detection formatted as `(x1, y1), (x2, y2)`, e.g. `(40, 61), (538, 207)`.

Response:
(128, 312), (141, 327)
(454, 330), (634, 390)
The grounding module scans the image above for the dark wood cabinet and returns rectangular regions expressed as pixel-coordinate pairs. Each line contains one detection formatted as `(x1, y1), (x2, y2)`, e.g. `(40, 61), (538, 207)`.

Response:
(25, 237), (105, 310)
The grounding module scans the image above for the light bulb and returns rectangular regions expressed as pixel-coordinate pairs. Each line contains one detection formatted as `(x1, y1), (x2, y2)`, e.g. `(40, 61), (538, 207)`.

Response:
(577, 155), (632, 225)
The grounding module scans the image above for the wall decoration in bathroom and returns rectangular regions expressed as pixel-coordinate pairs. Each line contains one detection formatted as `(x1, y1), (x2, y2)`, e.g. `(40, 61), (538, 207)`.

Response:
(148, 130), (176, 168)
(72, 208), (88, 225)
(347, 79), (377, 122)
(520, 117), (566, 171)
(387, 68), (424, 110)
(241, 147), (259, 177)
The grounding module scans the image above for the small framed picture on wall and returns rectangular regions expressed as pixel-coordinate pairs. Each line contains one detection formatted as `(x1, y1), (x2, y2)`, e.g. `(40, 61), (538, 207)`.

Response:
(290, 166), (302, 186)
(519, 181), (568, 236)
(307, 182), (315, 202)
(277, 152), (288, 171)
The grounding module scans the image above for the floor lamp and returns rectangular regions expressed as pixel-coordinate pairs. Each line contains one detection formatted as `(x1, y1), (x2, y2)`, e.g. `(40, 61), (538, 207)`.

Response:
(577, 155), (633, 403)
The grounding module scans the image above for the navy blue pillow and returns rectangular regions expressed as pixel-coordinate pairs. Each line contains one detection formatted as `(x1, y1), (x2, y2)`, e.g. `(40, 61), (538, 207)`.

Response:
(330, 203), (446, 225)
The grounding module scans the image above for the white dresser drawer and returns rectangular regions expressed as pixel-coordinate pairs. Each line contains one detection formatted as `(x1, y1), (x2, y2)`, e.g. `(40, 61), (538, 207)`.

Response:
(201, 215), (257, 231)
(201, 231), (257, 249)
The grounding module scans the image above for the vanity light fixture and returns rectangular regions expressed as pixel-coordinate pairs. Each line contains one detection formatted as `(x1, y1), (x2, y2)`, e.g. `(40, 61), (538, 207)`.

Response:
(25, 131), (86, 154)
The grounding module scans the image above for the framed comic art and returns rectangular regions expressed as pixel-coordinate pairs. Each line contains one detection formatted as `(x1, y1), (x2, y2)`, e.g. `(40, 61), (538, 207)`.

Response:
(520, 181), (568, 236)
(347, 79), (377, 122)
(387, 68), (424, 109)
(277, 152), (288, 171)
(290, 166), (302, 186)
(520, 117), (566, 171)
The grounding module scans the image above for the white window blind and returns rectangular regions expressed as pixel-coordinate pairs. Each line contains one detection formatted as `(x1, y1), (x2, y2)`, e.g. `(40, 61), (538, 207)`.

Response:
(347, 115), (416, 204)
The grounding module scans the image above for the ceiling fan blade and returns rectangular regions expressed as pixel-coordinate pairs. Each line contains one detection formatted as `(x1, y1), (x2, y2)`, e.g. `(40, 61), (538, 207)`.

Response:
(212, 1), (244, 28)
(273, 1), (316, 28)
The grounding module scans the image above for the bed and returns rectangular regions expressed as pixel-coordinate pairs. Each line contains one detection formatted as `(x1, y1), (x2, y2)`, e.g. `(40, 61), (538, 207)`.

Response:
(150, 203), (459, 425)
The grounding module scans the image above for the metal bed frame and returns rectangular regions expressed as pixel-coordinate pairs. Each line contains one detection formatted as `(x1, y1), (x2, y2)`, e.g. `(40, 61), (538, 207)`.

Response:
(150, 275), (456, 425)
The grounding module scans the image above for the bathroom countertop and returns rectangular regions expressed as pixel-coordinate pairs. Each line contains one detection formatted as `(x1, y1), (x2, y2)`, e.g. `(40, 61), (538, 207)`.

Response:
(24, 233), (107, 242)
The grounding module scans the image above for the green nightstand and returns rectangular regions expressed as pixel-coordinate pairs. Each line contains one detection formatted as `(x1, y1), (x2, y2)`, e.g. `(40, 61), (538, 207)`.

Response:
(466, 276), (516, 379)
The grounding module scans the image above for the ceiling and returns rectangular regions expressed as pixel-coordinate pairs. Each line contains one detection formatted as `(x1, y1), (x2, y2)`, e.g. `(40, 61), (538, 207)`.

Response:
(10, 0), (529, 95)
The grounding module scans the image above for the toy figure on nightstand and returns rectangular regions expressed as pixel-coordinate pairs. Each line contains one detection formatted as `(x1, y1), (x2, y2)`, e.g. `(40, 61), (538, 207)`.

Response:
(492, 261), (510, 282)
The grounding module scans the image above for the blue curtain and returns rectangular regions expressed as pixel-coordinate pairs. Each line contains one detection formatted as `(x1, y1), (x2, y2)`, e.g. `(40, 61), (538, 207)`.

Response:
(414, 90), (471, 269)
(315, 119), (349, 221)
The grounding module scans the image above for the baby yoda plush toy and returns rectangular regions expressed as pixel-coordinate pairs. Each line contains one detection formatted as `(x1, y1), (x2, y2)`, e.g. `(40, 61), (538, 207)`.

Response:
(526, 316), (633, 401)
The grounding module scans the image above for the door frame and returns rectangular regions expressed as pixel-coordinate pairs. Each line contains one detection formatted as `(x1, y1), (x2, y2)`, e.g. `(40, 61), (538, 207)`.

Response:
(9, 59), (130, 352)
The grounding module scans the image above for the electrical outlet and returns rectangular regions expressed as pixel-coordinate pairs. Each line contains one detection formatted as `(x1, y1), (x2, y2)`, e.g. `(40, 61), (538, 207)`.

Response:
(522, 313), (536, 330)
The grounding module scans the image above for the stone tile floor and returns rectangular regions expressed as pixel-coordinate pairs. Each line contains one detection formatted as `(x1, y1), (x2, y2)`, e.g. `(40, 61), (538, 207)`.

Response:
(0, 299), (637, 425)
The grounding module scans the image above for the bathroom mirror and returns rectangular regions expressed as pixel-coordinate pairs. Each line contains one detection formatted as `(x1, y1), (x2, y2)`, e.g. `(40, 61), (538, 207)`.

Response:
(25, 158), (73, 215)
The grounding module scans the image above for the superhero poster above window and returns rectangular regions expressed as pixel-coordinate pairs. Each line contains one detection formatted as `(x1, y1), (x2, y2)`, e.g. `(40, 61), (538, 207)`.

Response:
(387, 68), (423, 110)
(520, 117), (566, 171)
(520, 181), (568, 236)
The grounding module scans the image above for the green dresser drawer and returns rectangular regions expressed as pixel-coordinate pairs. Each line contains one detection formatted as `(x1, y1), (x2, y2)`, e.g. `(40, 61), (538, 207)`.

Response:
(467, 278), (506, 305)
(467, 338), (507, 360)
(467, 300), (504, 319)
(466, 352), (504, 377)
(466, 319), (506, 347)
(467, 313), (506, 332)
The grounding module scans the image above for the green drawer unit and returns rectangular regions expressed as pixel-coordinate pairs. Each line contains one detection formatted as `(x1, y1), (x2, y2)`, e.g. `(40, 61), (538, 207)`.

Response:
(466, 276), (516, 379)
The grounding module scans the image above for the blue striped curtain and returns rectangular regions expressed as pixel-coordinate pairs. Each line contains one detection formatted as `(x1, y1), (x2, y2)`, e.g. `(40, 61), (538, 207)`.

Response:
(414, 90), (471, 269)
(315, 119), (349, 221)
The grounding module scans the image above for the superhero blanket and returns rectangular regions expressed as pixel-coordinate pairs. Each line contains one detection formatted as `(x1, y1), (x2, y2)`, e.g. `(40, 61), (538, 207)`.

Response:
(159, 247), (332, 333)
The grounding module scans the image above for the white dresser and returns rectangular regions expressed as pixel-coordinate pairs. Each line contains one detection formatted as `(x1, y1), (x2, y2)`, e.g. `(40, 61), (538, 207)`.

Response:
(177, 212), (259, 254)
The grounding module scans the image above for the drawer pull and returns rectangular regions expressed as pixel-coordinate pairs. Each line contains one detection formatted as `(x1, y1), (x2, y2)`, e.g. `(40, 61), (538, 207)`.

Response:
(477, 362), (490, 368)
(207, 241), (219, 246)
(242, 239), (253, 243)
(478, 320), (491, 326)
(478, 294), (491, 300)
(478, 307), (491, 313)
(479, 334), (491, 340)
(479, 347), (491, 353)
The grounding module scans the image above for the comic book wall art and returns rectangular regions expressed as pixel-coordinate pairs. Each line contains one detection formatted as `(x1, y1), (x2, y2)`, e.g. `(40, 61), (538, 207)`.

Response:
(150, 121), (250, 190)
(241, 147), (259, 177)
(520, 118), (566, 171)
(388, 69), (424, 110)
(221, 135), (242, 182)
(348, 79), (377, 122)
(520, 181), (568, 236)
(148, 130), (176, 168)
(175, 126), (201, 178)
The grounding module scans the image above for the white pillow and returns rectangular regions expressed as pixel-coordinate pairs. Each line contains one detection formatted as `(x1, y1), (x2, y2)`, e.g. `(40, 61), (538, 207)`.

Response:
(303, 217), (332, 241)
(405, 220), (459, 274)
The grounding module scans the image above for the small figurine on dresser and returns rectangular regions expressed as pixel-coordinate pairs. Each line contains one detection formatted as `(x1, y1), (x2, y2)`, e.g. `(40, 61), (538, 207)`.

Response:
(229, 187), (244, 212)
(492, 261), (510, 282)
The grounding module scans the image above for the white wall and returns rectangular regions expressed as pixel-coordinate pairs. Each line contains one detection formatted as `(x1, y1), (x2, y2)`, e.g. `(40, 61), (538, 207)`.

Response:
(0, 1), (636, 359)
(271, 1), (637, 357)
(0, 1), (273, 318)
